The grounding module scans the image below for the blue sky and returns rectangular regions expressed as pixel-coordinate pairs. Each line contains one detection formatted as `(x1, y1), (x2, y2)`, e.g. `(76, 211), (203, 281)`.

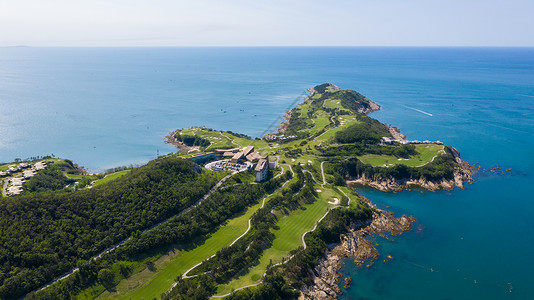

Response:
(1, 0), (533, 46)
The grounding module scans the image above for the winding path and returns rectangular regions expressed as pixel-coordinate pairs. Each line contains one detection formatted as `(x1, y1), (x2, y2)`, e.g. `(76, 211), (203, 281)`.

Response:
(219, 132), (241, 148)
(302, 160), (327, 186)
(181, 165), (295, 281)
(2, 180), (8, 197)
(211, 167), (352, 299)
(27, 171), (238, 296)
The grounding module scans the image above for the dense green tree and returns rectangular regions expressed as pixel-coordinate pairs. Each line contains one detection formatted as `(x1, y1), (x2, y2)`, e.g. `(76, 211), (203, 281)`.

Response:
(0, 157), (220, 299)
(97, 268), (114, 289)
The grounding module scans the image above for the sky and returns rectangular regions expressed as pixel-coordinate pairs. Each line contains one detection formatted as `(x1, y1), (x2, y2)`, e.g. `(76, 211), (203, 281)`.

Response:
(1, 0), (533, 47)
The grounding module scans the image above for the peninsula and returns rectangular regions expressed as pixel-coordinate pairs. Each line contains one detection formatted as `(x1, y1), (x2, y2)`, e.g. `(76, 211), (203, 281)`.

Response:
(2, 84), (473, 300)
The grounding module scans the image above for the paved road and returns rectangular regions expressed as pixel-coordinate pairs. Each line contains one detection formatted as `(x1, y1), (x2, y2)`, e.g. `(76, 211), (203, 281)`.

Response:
(27, 171), (238, 296)
(320, 161), (326, 185)
(177, 165), (296, 298)
(2, 180), (8, 197)
(211, 165), (352, 299)
(302, 161), (326, 186)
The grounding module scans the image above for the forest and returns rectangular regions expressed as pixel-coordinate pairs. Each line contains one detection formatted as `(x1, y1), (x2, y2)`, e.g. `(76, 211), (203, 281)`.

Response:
(174, 133), (211, 148)
(26, 169), (291, 299)
(0, 157), (220, 299)
(162, 167), (365, 300)
(163, 189), (373, 300)
(4, 83), (466, 299)
(22, 160), (76, 193)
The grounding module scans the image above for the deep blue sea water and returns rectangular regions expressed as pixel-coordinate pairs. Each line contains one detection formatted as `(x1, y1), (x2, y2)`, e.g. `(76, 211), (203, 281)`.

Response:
(1, 47), (533, 299)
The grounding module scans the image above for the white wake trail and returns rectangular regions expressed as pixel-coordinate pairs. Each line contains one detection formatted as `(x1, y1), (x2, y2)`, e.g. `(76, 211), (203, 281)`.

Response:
(404, 105), (433, 116)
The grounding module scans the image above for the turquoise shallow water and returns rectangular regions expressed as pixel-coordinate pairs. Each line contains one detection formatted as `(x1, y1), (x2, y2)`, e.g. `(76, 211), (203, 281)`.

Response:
(0, 47), (533, 298)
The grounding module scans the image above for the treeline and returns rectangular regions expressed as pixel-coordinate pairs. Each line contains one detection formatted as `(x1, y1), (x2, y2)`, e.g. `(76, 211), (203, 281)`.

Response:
(28, 167), (291, 300)
(335, 152), (457, 181)
(313, 83), (331, 94)
(189, 167), (311, 281)
(319, 143), (417, 158)
(334, 115), (390, 144)
(164, 168), (318, 299)
(310, 89), (372, 115)
(23, 160), (76, 193)
(284, 110), (313, 136)
(0, 157), (220, 299)
(174, 134), (211, 148)
(225, 131), (252, 140)
(337, 90), (373, 113)
(118, 182), (266, 258)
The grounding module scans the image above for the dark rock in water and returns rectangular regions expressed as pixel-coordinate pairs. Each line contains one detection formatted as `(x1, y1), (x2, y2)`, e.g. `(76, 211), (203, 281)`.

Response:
(343, 277), (352, 289)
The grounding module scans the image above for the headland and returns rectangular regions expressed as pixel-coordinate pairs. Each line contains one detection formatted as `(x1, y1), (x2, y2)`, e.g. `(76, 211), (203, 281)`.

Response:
(6, 83), (473, 300)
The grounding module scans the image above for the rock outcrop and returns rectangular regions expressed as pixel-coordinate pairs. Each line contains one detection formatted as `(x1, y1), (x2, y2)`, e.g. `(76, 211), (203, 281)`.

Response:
(299, 195), (415, 300)
(347, 146), (474, 192)
(360, 98), (381, 115)
(388, 126), (407, 142)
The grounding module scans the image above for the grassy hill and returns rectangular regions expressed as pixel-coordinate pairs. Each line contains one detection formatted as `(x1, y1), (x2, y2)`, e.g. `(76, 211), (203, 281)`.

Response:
(18, 83), (463, 300)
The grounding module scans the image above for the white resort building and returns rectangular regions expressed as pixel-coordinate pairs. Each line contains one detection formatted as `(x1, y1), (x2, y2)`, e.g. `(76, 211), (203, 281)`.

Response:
(254, 157), (269, 182)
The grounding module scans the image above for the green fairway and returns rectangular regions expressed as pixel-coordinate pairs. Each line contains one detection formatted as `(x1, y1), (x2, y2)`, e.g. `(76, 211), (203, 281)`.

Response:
(214, 187), (336, 296)
(322, 98), (350, 113)
(18, 84), (464, 300)
(96, 199), (264, 300)
(309, 112), (330, 132)
(92, 170), (130, 187)
(220, 133), (270, 149)
(358, 144), (444, 167)
(175, 128), (269, 153)
(314, 117), (359, 143)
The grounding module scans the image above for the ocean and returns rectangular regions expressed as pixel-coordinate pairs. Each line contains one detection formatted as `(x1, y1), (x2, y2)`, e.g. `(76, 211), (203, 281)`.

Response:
(0, 47), (533, 299)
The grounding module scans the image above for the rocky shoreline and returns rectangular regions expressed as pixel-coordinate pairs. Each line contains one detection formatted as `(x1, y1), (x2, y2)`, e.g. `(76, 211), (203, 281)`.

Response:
(360, 96), (380, 115)
(346, 146), (475, 192)
(276, 86), (320, 135)
(164, 129), (201, 153)
(271, 83), (378, 138)
(299, 193), (416, 300)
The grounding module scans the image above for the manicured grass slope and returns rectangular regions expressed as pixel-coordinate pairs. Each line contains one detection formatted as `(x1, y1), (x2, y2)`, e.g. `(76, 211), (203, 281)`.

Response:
(92, 170), (131, 187)
(214, 188), (336, 296)
(97, 198), (265, 299)
(358, 144), (444, 167)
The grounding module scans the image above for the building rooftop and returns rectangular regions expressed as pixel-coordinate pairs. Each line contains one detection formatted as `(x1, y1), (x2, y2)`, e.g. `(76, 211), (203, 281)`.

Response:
(191, 152), (214, 158)
(246, 152), (265, 161)
(215, 148), (239, 154)
(242, 146), (254, 157)
(231, 152), (244, 162)
(255, 158), (268, 172)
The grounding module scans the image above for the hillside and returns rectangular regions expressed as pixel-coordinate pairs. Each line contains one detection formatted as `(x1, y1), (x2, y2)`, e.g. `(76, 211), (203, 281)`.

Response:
(17, 84), (472, 300)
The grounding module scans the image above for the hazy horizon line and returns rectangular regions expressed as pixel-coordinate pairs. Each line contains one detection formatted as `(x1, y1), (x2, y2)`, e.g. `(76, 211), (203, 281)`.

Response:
(3, 45), (534, 49)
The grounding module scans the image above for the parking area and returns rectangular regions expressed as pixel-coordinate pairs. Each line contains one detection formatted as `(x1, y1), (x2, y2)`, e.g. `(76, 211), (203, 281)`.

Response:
(205, 159), (252, 173)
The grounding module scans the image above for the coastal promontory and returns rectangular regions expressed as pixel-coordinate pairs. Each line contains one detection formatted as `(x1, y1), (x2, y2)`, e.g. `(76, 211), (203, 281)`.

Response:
(2, 83), (473, 300)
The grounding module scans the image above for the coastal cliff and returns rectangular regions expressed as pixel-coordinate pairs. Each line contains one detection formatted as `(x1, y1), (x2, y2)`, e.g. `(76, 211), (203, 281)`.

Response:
(276, 83), (379, 135)
(299, 194), (415, 300)
(347, 146), (474, 192)
(160, 83), (473, 299)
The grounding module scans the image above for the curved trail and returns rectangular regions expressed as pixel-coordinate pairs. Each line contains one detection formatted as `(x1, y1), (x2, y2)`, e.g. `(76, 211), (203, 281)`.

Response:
(219, 132), (241, 148)
(27, 171), (238, 296)
(2, 180), (8, 197)
(180, 165), (294, 281)
(302, 160), (327, 186)
(413, 148), (445, 167)
(212, 165), (353, 299)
